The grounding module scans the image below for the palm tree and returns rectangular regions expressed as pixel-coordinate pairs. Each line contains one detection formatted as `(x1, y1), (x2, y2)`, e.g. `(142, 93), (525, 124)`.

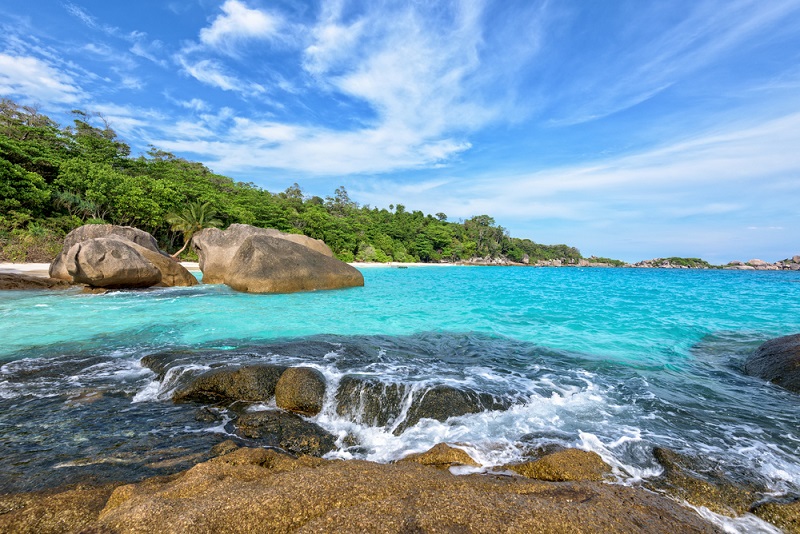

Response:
(166, 201), (223, 258)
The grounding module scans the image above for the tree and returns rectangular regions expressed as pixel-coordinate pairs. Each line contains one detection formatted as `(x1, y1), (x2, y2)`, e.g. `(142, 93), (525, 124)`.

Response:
(165, 201), (223, 258)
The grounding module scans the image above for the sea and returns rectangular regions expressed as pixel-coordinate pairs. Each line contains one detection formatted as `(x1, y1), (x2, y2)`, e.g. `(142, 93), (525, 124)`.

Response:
(1, 266), (799, 530)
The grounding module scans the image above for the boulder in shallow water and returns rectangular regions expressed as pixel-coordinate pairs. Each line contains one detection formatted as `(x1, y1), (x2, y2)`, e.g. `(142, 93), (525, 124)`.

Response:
(0, 272), (71, 290)
(394, 384), (509, 435)
(65, 237), (162, 288)
(275, 366), (326, 416)
(744, 333), (800, 393)
(173, 364), (288, 404)
(751, 498), (800, 533)
(335, 375), (409, 427)
(507, 449), (611, 482)
(228, 410), (336, 456)
(398, 442), (480, 468)
(192, 223), (334, 284)
(225, 234), (363, 294)
(50, 224), (163, 281)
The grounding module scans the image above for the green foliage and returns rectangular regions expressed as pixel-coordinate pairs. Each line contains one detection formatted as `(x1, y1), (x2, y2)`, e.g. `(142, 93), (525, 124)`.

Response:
(0, 98), (587, 264)
(663, 257), (716, 268)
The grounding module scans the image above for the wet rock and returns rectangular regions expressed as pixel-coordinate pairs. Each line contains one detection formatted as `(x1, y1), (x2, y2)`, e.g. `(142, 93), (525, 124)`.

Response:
(90, 449), (719, 533)
(225, 234), (364, 294)
(275, 366), (326, 416)
(507, 449), (611, 482)
(751, 498), (800, 533)
(50, 224), (163, 281)
(335, 375), (409, 427)
(0, 483), (119, 534)
(65, 237), (162, 288)
(744, 333), (800, 393)
(647, 447), (762, 516)
(227, 410), (336, 456)
(0, 272), (71, 290)
(395, 384), (509, 434)
(173, 364), (287, 404)
(192, 223), (334, 284)
(398, 443), (480, 468)
(209, 439), (240, 457)
(194, 407), (222, 423)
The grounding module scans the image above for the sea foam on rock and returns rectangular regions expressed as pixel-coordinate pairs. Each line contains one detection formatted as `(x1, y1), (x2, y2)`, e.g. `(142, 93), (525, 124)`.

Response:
(172, 364), (287, 404)
(744, 333), (800, 393)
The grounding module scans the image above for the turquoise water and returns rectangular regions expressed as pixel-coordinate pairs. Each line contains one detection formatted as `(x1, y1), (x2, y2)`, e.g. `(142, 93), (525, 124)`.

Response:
(1, 266), (799, 511)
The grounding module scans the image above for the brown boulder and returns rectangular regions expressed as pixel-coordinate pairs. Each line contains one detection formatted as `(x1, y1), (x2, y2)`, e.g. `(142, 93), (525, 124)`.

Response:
(744, 334), (800, 393)
(173, 364), (287, 404)
(225, 234), (363, 294)
(751, 498), (800, 533)
(65, 237), (162, 288)
(50, 224), (164, 281)
(275, 366), (327, 416)
(398, 442), (480, 468)
(192, 224), (334, 284)
(0, 273), (71, 290)
(229, 410), (336, 456)
(89, 448), (718, 533)
(506, 448), (612, 482)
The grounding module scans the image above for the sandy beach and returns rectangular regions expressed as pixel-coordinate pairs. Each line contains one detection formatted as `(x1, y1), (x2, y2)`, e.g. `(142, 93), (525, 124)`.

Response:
(0, 262), (201, 277)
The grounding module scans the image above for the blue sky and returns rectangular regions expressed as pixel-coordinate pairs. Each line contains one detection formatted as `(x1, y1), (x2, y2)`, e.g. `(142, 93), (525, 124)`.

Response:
(1, 0), (799, 263)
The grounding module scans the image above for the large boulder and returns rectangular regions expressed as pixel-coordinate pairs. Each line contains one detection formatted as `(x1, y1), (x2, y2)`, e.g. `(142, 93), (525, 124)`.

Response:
(50, 225), (163, 281)
(192, 224), (334, 284)
(227, 410), (336, 456)
(225, 235), (363, 294)
(744, 334), (800, 393)
(65, 238), (162, 288)
(275, 367), (327, 416)
(173, 364), (288, 404)
(0, 273), (71, 290)
(336, 376), (410, 427)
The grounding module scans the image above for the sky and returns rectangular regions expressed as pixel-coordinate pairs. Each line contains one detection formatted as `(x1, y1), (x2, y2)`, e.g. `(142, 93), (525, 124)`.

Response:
(1, 0), (799, 263)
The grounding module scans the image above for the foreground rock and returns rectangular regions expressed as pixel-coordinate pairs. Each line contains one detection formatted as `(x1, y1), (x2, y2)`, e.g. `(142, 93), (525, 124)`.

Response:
(227, 410), (336, 456)
(225, 234), (364, 293)
(398, 442), (480, 468)
(395, 384), (509, 434)
(95, 448), (720, 532)
(50, 225), (197, 288)
(274, 366), (326, 416)
(744, 333), (800, 393)
(172, 364), (287, 404)
(507, 449), (612, 482)
(192, 224), (334, 284)
(0, 272), (71, 290)
(751, 498), (800, 533)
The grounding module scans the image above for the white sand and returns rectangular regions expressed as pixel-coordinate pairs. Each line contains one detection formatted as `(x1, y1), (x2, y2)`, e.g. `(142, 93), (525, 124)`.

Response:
(0, 263), (51, 277)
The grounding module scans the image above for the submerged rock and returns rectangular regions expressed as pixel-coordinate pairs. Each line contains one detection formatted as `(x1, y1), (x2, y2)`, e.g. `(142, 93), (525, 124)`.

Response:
(0, 272), (71, 290)
(751, 498), (800, 533)
(274, 366), (326, 416)
(647, 447), (764, 516)
(744, 333), (800, 393)
(228, 410), (336, 456)
(87, 448), (719, 533)
(507, 449), (611, 482)
(398, 442), (480, 468)
(172, 364), (287, 404)
(225, 234), (364, 294)
(192, 223), (334, 285)
(335, 375), (409, 427)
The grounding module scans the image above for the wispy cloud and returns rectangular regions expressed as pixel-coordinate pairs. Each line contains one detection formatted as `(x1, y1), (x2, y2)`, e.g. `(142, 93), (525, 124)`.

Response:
(0, 53), (82, 103)
(199, 0), (282, 52)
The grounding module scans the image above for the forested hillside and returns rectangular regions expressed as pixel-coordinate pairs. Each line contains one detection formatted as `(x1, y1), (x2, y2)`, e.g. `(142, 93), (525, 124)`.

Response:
(0, 99), (582, 263)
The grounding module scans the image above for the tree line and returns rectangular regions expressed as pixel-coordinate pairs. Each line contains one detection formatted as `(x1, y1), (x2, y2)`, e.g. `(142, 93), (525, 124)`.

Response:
(0, 98), (582, 264)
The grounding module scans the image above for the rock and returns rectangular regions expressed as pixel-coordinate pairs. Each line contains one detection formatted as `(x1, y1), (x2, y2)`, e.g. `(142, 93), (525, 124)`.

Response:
(209, 439), (240, 457)
(173, 364), (287, 404)
(507, 449), (611, 482)
(50, 224), (164, 281)
(747, 259), (768, 267)
(123, 240), (197, 287)
(228, 410), (336, 456)
(398, 443), (480, 468)
(0, 483), (119, 534)
(89, 449), (718, 533)
(0, 273), (71, 290)
(394, 384), (509, 435)
(275, 367), (326, 416)
(225, 235), (364, 294)
(744, 333), (800, 393)
(65, 237), (162, 288)
(647, 447), (762, 516)
(751, 498), (800, 533)
(192, 224), (334, 284)
(794, 255), (800, 264)
(335, 376), (410, 427)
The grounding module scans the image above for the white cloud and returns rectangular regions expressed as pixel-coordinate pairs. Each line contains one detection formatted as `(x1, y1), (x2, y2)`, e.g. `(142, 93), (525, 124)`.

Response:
(199, 0), (281, 51)
(0, 53), (82, 103)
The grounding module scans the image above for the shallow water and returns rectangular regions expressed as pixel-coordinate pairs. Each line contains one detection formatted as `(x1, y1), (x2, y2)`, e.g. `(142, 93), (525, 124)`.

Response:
(1, 267), (799, 510)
